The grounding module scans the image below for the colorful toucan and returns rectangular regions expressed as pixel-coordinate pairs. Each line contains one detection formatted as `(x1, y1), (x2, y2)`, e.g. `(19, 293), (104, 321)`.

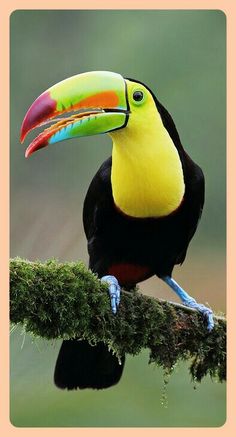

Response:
(21, 71), (214, 390)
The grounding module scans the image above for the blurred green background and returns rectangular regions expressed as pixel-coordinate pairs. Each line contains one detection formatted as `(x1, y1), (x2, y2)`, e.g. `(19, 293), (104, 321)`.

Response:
(10, 10), (226, 427)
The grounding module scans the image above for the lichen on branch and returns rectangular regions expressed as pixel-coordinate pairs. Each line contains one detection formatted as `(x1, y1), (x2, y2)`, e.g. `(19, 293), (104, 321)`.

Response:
(10, 258), (226, 383)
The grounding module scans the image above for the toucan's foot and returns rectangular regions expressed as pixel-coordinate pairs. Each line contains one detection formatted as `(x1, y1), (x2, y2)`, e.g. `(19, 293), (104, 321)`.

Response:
(162, 276), (214, 332)
(181, 297), (214, 332)
(101, 275), (121, 315)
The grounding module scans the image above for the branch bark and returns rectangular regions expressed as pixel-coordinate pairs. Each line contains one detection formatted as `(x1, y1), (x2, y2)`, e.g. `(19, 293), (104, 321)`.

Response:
(10, 258), (226, 383)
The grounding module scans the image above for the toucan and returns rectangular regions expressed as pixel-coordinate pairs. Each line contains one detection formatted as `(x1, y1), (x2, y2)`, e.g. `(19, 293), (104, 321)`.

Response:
(21, 71), (214, 390)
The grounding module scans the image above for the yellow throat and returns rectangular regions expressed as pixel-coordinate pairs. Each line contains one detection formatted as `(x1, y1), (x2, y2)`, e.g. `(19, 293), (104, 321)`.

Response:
(110, 83), (185, 218)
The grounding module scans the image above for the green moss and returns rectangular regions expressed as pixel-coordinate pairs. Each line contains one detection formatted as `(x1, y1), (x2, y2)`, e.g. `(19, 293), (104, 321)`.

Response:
(10, 258), (226, 383)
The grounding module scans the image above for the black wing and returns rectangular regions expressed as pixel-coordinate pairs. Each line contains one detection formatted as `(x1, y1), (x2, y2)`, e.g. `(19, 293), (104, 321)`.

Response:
(82, 157), (115, 276)
(83, 157), (113, 241)
(175, 153), (205, 265)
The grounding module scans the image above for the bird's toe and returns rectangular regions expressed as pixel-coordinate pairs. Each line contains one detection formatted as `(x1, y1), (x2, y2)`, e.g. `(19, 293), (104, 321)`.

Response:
(101, 275), (121, 314)
(183, 298), (214, 332)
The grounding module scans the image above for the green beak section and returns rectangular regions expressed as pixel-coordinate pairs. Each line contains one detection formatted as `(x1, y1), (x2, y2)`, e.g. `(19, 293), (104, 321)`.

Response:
(20, 71), (128, 157)
(49, 112), (127, 145)
(50, 71), (127, 112)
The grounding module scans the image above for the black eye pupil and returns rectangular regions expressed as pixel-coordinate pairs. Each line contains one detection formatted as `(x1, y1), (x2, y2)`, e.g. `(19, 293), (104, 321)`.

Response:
(133, 91), (144, 102)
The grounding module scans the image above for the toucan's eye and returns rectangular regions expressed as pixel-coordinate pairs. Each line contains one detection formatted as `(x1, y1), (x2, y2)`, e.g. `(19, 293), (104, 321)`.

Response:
(133, 91), (144, 102)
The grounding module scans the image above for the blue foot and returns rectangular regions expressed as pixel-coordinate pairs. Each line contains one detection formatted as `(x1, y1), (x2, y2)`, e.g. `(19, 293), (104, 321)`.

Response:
(101, 275), (121, 315)
(162, 276), (214, 332)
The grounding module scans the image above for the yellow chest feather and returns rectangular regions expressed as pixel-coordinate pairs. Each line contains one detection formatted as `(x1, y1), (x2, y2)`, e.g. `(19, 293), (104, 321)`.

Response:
(110, 124), (185, 218)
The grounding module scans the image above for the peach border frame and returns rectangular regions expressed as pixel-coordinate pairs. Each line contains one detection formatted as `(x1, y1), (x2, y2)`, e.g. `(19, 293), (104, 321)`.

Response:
(1, 0), (234, 434)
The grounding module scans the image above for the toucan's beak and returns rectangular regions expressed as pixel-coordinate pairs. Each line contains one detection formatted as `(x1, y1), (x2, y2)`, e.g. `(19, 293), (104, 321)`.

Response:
(20, 71), (129, 158)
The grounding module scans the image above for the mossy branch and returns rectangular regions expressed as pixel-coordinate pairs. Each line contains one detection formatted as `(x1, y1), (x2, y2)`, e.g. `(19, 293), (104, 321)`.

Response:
(10, 258), (226, 383)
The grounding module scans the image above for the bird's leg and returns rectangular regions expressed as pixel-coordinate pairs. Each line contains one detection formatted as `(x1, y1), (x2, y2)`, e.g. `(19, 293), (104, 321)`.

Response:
(101, 275), (121, 315)
(162, 276), (214, 331)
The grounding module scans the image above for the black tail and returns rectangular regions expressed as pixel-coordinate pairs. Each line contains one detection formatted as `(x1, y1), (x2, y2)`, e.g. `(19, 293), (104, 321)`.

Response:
(54, 340), (125, 390)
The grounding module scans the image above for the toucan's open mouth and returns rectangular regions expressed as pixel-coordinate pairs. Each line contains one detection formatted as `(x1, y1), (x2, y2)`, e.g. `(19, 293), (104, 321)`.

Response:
(22, 107), (129, 158)
(20, 71), (129, 158)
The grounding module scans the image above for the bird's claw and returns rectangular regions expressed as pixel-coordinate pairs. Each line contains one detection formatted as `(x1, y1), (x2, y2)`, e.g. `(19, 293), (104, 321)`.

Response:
(183, 297), (214, 332)
(101, 275), (121, 315)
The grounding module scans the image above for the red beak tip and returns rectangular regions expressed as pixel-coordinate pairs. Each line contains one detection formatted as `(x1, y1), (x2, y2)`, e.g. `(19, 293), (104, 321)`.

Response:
(24, 145), (33, 158)
(20, 127), (27, 143)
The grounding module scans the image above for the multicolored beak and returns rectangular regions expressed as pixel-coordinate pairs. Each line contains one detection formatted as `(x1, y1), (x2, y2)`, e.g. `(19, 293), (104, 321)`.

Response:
(20, 71), (129, 158)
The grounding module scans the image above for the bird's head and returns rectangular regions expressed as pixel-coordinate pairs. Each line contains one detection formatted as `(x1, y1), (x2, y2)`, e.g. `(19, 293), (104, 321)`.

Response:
(20, 71), (164, 157)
